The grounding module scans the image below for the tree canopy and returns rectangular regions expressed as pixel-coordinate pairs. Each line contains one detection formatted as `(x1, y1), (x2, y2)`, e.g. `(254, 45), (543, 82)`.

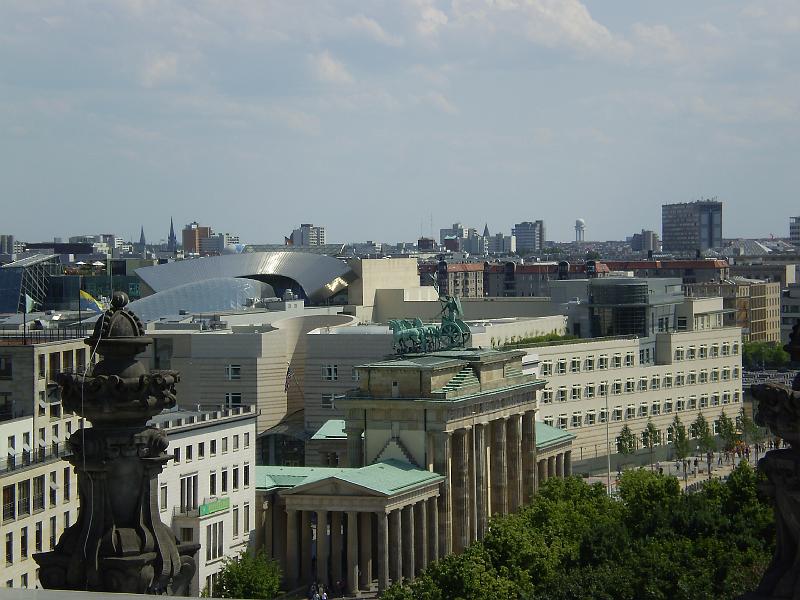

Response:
(207, 550), (282, 599)
(383, 464), (773, 600)
(742, 341), (789, 370)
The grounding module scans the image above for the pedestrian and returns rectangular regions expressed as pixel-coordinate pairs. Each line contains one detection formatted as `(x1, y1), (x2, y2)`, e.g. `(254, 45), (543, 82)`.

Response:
(717, 453), (722, 466)
(322, 591), (328, 600)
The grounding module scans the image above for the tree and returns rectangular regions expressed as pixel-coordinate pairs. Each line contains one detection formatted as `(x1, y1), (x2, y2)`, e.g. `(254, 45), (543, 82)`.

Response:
(742, 341), (790, 370)
(739, 407), (767, 462)
(642, 420), (659, 471)
(670, 415), (690, 486)
(717, 410), (738, 452)
(692, 414), (716, 480)
(617, 424), (636, 471)
(209, 550), (281, 599)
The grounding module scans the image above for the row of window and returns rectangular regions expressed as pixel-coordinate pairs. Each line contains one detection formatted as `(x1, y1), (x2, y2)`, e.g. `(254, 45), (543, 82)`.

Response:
(159, 464), (251, 513)
(542, 391), (741, 430)
(2, 468), (72, 523)
(4, 513), (65, 567)
(36, 348), (90, 381)
(172, 433), (250, 463)
(541, 367), (741, 403)
(321, 364), (360, 382)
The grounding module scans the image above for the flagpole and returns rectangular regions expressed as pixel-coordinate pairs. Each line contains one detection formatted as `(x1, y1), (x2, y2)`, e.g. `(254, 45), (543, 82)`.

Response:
(23, 294), (27, 345)
(78, 274), (82, 332)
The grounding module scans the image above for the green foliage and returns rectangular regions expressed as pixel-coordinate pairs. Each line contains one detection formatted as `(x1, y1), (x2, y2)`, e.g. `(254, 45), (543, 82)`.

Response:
(617, 424), (636, 455)
(739, 408), (766, 446)
(211, 550), (281, 599)
(717, 410), (738, 451)
(386, 467), (773, 600)
(692, 413), (716, 454)
(742, 341), (789, 369)
(501, 332), (578, 348)
(670, 414), (691, 461)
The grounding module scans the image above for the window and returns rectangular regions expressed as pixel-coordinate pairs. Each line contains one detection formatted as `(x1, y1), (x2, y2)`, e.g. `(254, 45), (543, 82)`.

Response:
(625, 379), (635, 393)
(722, 368), (731, 381)
(699, 370), (708, 383)
(174, 448), (181, 463)
(723, 391), (732, 404)
(557, 415), (568, 430)
(34, 522), (42, 552)
(675, 347), (684, 361)
(322, 364), (338, 381)
(186, 445), (193, 462)
(33, 476), (45, 511)
(225, 365), (241, 380)
(244, 503), (250, 534)
(676, 397), (686, 411)
(584, 383), (595, 398)
(160, 485), (167, 511)
(663, 373), (673, 388)
(49, 471), (57, 507)
(38, 355), (45, 379)
(675, 372), (685, 387)
(626, 405), (636, 420)
(650, 375), (660, 390)
(244, 433), (250, 448)
(233, 506), (239, 538)
(688, 396), (698, 410)
(49, 516), (56, 549)
(198, 442), (205, 459)
(351, 367), (361, 382)
(570, 386), (581, 401)
(222, 470), (228, 493)
(699, 345), (708, 359)
(224, 393), (242, 408)
(17, 480), (29, 516)
(711, 368), (719, 382)
(639, 403), (648, 417)
(612, 407), (623, 422)
(222, 437), (228, 453)
(711, 393), (720, 406)
(557, 387), (567, 402)
(63, 467), (70, 502)
(612, 380), (622, 395)
(233, 435), (240, 451)
(733, 367), (740, 379)
(233, 467), (240, 491)
(0, 356), (11, 379)
(556, 359), (567, 375)
(571, 412), (583, 428)
(734, 390), (741, 403)
(209, 472), (217, 496)
(543, 416), (554, 427)
(710, 344), (719, 357)
(179, 475), (198, 513)
(722, 343), (730, 356)
(612, 354), (622, 369)
(210, 439), (217, 455)
(651, 402), (661, 416)
(570, 357), (581, 373)
(180, 528), (193, 543)
(321, 393), (336, 409)
(599, 408), (608, 423)
(664, 399), (673, 413)
(733, 342), (740, 355)
(687, 371), (697, 385)
(541, 361), (553, 376)
(625, 353), (635, 367)
(244, 464), (250, 487)
(599, 381), (608, 397)
(638, 377), (648, 392)
(584, 357), (595, 371)
(5, 532), (12, 566)
(586, 411), (596, 426)
(206, 522), (224, 561)
(20, 526), (27, 559)
(700, 395), (709, 409)
(598, 355), (609, 370)
(542, 389), (553, 404)
(687, 346), (696, 360)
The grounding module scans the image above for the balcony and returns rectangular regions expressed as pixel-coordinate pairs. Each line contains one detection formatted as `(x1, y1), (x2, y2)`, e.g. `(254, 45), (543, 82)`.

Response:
(2, 446), (69, 476)
(173, 497), (230, 519)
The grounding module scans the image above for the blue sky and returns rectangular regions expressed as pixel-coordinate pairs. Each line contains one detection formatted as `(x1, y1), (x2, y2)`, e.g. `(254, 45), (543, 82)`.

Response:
(1, 1), (798, 244)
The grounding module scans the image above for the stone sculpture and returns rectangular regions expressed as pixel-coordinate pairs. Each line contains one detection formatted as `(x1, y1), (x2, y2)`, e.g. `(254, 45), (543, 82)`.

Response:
(34, 292), (198, 595)
(388, 294), (470, 354)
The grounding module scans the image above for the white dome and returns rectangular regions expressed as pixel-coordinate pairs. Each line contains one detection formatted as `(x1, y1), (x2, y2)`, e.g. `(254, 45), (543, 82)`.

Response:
(575, 218), (586, 228)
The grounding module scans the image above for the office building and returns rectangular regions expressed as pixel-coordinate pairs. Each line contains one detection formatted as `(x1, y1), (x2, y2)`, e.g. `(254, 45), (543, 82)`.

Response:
(630, 229), (661, 253)
(182, 222), (213, 255)
(791, 217), (800, 244)
(662, 200), (722, 254)
(512, 221), (546, 253)
(289, 224), (326, 247)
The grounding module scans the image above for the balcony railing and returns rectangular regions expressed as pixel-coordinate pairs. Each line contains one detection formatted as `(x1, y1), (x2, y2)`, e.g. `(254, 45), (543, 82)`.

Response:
(0, 326), (91, 345)
(2, 446), (70, 475)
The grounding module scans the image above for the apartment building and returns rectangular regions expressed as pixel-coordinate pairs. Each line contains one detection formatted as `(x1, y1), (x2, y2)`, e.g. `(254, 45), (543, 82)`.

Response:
(532, 324), (743, 465)
(152, 406), (257, 597)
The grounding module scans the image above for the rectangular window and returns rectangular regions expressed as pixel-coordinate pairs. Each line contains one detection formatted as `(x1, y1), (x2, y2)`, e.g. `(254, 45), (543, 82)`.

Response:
(244, 503), (250, 534)
(570, 386), (581, 401)
(225, 364), (241, 380)
(639, 403), (648, 417)
(687, 346), (696, 360)
(63, 467), (71, 502)
(710, 344), (719, 357)
(209, 472), (217, 496)
(206, 522), (224, 561)
(723, 392), (731, 404)
(232, 506), (239, 538)
(17, 480), (29, 517)
(244, 433), (250, 448)
(571, 413), (582, 428)
(233, 435), (239, 451)
(586, 411), (596, 426)
(612, 354), (622, 369)
(664, 399), (673, 413)
(584, 357), (595, 371)
(625, 353), (635, 367)
(541, 361), (553, 376)
(222, 437), (228, 453)
(699, 370), (708, 383)
(244, 464), (250, 487)
(198, 442), (205, 459)
(542, 389), (553, 404)
(556, 359), (567, 375)
(210, 439), (217, 455)
(650, 375), (660, 390)
(64, 510), (69, 528)
(33, 476), (45, 511)
(699, 345), (708, 359)
(676, 397), (686, 411)
(222, 470), (228, 493)
(688, 396), (698, 410)
(734, 390), (741, 403)
(570, 357), (581, 373)
(612, 407), (623, 422)
(233, 467), (240, 491)
(675, 373), (685, 387)
(321, 393), (336, 409)
(557, 415), (568, 430)
(224, 393), (242, 408)
(49, 516), (56, 550)
(733, 367), (740, 379)
(626, 405), (636, 420)
(612, 380), (622, 395)
(49, 471), (57, 507)
(651, 402), (660, 416)
(180, 528), (193, 543)
(179, 475), (198, 513)
(5, 532), (12, 566)
(0, 356), (11, 379)
(160, 485), (167, 511)
(711, 393), (720, 406)
(598, 408), (608, 423)
(638, 377), (648, 392)
(322, 364), (338, 381)
(598, 355), (609, 370)
(543, 416), (554, 427)
(557, 387), (567, 402)
(674, 347), (684, 361)
(599, 382), (608, 396)
(584, 383), (595, 398)
(186, 445), (193, 462)
(351, 367), (360, 382)
(687, 371), (697, 385)
(663, 373), (673, 388)
(174, 447), (181, 463)
(722, 343), (730, 356)
(625, 379), (635, 393)
(20, 526), (27, 559)
(35, 522), (42, 552)
(722, 368), (731, 381)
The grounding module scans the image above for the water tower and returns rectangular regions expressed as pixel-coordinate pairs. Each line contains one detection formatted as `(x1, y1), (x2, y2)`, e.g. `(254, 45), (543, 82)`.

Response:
(575, 218), (586, 242)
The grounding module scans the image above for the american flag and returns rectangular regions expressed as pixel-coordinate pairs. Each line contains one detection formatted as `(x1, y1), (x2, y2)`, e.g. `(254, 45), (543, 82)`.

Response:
(284, 366), (293, 393)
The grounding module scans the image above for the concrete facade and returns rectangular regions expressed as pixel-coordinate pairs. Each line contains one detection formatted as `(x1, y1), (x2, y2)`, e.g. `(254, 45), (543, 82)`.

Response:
(661, 200), (722, 254)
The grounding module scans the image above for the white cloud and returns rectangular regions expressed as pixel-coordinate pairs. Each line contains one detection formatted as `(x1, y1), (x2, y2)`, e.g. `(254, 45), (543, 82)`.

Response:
(632, 23), (686, 62)
(417, 3), (449, 36)
(422, 91), (459, 114)
(140, 54), (179, 88)
(347, 14), (404, 47)
(310, 50), (354, 84)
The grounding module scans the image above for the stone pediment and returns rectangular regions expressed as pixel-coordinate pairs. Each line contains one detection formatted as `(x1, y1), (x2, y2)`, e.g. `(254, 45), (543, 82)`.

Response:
(282, 477), (388, 498)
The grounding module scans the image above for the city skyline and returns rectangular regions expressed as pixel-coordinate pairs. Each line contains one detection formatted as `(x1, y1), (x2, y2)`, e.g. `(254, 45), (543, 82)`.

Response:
(1, 1), (798, 242)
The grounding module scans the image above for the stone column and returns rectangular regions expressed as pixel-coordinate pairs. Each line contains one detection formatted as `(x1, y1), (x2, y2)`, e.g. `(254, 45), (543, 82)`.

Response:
(286, 508), (299, 588)
(506, 414), (523, 512)
(331, 512), (343, 585)
(346, 512), (359, 595)
(538, 458), (548, 486)
(474, 423), (488, 539)
(377, 511), (389, 592)
(301, 510), (312, 582)
(468, 427), (478, 543)
(273, 500), (287, 572)
(491, 419), (508, 516)
(427, 496), (439, 564)
(556, 453), (564, 478)
(433, 430), (452, 557)
(389, 509), (403, 584)
(263, 498), (274, 559)
(317, 510), (329, 587)
(359, 512), (373, 590)
(346, 426), (364, 468)
(414, 500), (427, 573)
(564, 450), (572, 477)
(548, 455), (556, 478)
(453, 428), (471, 553)
(402, 505), (415, 582)
(522, 410), (537, 503)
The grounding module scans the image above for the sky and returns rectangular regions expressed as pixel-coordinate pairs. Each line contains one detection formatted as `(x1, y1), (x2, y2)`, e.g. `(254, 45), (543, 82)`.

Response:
(1, 1), (799, 245)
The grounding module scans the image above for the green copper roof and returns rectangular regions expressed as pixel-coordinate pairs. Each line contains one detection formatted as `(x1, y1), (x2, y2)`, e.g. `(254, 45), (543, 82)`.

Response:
(257, 459), (444, 496)
(536, 421), (576, 449)
(311, 419), (348, 440)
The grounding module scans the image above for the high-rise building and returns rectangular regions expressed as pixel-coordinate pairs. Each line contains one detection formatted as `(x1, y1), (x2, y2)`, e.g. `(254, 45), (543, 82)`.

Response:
(630, 229), (661, 253)
(512, 220), (545, 253)
(289, 224), (326, 246)
(182, 222), (213, 255)
(661, 200), (722, 254)
(790, 217), (800, 244)
(0, 234), (15, 255)
(439, 223), (469, 246)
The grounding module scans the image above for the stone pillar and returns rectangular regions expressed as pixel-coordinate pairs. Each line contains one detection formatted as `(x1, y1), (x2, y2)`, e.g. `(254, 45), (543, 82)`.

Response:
(301, 510), (312, 582)
(548, 455), (556, 478)
(346, 426), (364, 468)
(453, 428), (471, 553)
(522, 410), (537, 503)
(359, 512), (373, 590)
(347, 512), (359, 595)
(377, 511), (389, 592)
(402, 505), (415, 582)
(286, 508), (299, 588)
(538, 458), (548, 486)
(317, 510), (329, 587)
(506, 414), (523, 512)
(273, 500), (287, 573)
(468, 427), (478, 542)
(433, 430), (452, 557)
(263, 498), (274, 559)
(331, 511), (343, 585)
(491, 418), (508, 516)
(414, 500), (427, 573)
(389, 509), (402, 584)
(427, 496), (439, 564)
(556, 453), (564, 478)
(564, 450), (572, 477)
(474, 423), (488, 539)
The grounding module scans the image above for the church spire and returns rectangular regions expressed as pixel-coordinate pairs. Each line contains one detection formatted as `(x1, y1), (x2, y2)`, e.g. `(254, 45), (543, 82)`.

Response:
(167, 217), (177, 252)
(483, 223), (490, 238)
(139, 225), (146, 247)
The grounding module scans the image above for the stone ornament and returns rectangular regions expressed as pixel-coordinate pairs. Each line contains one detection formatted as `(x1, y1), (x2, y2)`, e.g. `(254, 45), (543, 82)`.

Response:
(34, 292), (198, 595)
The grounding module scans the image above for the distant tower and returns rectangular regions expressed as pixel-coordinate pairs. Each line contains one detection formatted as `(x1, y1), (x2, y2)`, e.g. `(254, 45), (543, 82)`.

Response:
(575, 218), (586, 242)
(167, 217), (178, 252)
(483, 223), (490, 238)
(138, 225), (146, 248)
